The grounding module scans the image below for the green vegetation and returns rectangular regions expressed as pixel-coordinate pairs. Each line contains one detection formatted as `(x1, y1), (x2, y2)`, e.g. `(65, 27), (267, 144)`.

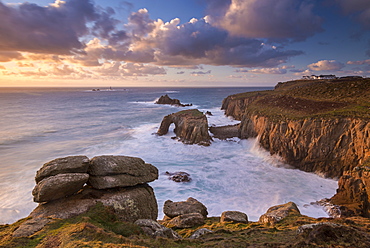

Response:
(2, 203), (370, 247)
(174, 109), (205, 118)
(228, 78), (370, 120)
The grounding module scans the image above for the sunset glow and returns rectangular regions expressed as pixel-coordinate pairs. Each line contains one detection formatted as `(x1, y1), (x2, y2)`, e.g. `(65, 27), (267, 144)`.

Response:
(1, 0), (370, 87)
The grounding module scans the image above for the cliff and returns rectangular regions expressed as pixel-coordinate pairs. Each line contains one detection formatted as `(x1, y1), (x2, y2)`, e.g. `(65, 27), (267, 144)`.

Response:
(157, 109), (212, 146)
(222, 78), (370, 178)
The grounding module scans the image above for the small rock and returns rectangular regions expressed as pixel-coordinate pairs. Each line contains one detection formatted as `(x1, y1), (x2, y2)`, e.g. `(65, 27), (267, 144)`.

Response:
(135, 219), (181, 239)
(164, 197), (208, 218)
(189, 228), (213, 239)
(165, 171), (192, 182)
(166, 213), (205, 228)
(35, 156), (90, 183)
(32, 173), (89, 203)
(220, 211), (248, 224)
(12, 218), (51, 237)
(259, 202), (301, 225)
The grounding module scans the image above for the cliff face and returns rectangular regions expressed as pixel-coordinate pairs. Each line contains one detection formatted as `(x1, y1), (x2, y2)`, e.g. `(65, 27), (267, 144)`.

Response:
(239, 115), (370, 178)
(221, 78), (370, 178)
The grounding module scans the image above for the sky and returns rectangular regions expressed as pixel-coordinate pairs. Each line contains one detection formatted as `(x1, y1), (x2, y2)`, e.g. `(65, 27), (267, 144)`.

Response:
(1, 0), (370, 87)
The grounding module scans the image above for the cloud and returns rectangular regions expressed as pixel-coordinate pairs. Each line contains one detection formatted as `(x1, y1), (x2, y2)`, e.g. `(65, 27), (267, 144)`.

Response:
(0, 65), (5, 70)
(0, 51), (23, 62)
(205, 0), (322, 41)
(0, 0), (119, 54)
(191, 70), (211, 75)
(235, 69), (248, 73)
(335, 0), (370, 29)
(176, 71), (185, 74)
(249, 68), (288, 74)
(347, 59), (370, 65)
(307, 60), (345, 71)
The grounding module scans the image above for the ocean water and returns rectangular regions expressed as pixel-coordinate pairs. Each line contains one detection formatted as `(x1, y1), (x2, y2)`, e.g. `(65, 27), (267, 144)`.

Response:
(0, 87), (338, 224)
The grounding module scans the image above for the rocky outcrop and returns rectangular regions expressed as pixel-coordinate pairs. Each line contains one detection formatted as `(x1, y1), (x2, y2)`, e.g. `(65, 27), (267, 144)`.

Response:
(157, 109), (212, 146)
(209, 124), (240, 139)
(330, 166), (370, 217)
(88, 155), (158, 189)
(221, 79), (370, 178)
(259, 202), (301, 225)
(155, 94), (192, 107)
(220, 211), (248, 224)
(162, 197), (208, 228)
(15, 155), (159, 237)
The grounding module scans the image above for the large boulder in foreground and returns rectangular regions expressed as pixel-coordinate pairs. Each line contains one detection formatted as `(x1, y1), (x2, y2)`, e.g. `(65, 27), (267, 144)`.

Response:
(155, 94), (192, 107)
(157, 109), (212, 146)
(30, 184), (158, 222)
(163, 197), (208, 218)
(35, 156), (90, 183)
(88, 155), (158, 189)
(32, 173), (89, 203)
(259, 202), (301, 225)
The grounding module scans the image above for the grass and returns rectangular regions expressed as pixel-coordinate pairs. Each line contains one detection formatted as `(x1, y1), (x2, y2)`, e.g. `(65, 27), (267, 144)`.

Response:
(224, 78), (370, 121)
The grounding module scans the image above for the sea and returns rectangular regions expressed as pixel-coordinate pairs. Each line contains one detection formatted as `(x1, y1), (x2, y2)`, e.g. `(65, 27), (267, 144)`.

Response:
(0, 87), (338, 224)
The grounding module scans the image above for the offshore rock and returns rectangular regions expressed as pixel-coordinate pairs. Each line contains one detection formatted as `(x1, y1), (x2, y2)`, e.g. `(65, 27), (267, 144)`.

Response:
(165, 171), (192, 182)
(32, 173), (89, 203)
(163, 197), (208, 218)
(157, 109), (212, 146)
(220, 211), (248, 224)
(30, 184), (158, 222)
(330, 166), (370, 217)
(88, 155), (158, 189)
(209, 124), (240, 139)
(259, 202), (301, 225)
(35, 156), (89, 183)
(155, 94), (192, 107)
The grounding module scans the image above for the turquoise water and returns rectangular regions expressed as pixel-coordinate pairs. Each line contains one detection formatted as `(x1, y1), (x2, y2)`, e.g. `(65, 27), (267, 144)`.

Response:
(0, 87), (338, 224)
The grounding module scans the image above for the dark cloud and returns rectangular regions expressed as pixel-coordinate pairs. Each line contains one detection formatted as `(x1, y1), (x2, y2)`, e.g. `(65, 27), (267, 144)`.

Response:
(335, 0), (370, 29)
(0, 0), (119, 54)
(205, 0), (323, 41)
(191, 70), (211, 75)
(0, 51), (23, 62)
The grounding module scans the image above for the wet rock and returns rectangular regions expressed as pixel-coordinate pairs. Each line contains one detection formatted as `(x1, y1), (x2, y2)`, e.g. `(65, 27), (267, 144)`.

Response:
(32, 173), (89, 203)
(220, 211), (248, 224)
(157, 109), (212, 146)
(163, 197), (208, 218)
(189, 228), (213, 239)
(209, 124), (240, 140)
(205, 111), (213, 116)
(155, 94), (192, 107)
(30, 184), (158, 223)
(259, 202), (301, 225)
(165, 171), (192, 182)
(88, 156), (158, 189)
(134, 219), (181, 239)
(12, 217), (51, 237)
(35, 156), (90, 183)
(166, 213), (205, 228)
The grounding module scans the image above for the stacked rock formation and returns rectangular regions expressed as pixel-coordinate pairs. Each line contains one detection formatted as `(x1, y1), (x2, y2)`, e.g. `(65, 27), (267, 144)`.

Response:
(162, 197), (208, 228)
(14, 155), (159, 237)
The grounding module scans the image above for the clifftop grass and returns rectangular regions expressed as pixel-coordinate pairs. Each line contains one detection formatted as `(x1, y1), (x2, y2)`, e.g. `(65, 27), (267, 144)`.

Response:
(3, 203), (370, 247)
(227, 78), (370, 120)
